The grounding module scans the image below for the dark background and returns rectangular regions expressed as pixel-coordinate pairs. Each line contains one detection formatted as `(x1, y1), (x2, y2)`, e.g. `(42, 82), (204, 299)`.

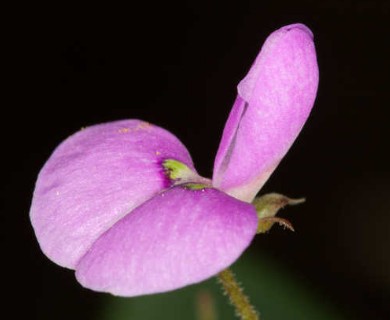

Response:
(4, 0), (389, 319)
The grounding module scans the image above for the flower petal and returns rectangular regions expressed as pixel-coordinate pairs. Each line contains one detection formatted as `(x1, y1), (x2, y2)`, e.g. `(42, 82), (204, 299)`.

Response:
(213, 24), (319, 202)
(75, 186), (258, 297)
(30, 120), (194, 269)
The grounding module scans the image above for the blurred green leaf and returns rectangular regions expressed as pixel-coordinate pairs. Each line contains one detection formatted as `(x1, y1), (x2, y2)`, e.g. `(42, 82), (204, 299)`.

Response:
(99, 250), (346, 320)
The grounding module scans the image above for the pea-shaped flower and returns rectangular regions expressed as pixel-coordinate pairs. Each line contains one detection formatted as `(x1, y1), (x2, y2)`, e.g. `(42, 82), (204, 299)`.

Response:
(30, 23), (318, 297)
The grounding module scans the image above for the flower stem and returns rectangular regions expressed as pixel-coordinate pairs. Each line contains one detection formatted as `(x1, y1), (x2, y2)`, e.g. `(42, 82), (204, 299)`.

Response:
(217, 268), (259, 320)
(196, 289), (217, 320)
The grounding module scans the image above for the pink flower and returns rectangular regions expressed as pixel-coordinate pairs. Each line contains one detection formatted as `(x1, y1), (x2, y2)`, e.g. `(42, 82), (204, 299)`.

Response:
(30, 23), (318, 296)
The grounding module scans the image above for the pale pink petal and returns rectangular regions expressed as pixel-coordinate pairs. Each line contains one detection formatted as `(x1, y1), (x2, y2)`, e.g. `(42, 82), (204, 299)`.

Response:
(76, 186), (258, 296)
(30, 120), (194, 269)
(213, 24), (319, 202)
(212, 95), (247, 185)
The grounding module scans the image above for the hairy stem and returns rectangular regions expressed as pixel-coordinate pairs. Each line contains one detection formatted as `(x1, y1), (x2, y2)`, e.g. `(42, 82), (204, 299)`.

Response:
(217, 268), (259, 320)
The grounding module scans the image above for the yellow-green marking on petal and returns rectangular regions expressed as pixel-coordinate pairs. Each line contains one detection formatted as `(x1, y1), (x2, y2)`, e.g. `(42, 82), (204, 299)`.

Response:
(163, 159), (212, 187)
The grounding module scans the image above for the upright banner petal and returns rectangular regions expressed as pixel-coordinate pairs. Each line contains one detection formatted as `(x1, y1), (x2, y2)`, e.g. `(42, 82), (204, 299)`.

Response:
(76, 186), (258, 296)
(213, 24), (319, 202)
(30, 120), (194, 268)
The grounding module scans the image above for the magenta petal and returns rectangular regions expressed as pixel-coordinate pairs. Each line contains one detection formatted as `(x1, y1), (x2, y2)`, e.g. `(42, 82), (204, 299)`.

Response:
(213, 24), (319, 202)
(30, 120), (194, 269)
(75, 186), (258, 296)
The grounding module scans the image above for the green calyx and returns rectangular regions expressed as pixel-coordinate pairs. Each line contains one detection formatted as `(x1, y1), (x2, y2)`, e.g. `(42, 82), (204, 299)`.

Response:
(253, 193), (305, 234)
